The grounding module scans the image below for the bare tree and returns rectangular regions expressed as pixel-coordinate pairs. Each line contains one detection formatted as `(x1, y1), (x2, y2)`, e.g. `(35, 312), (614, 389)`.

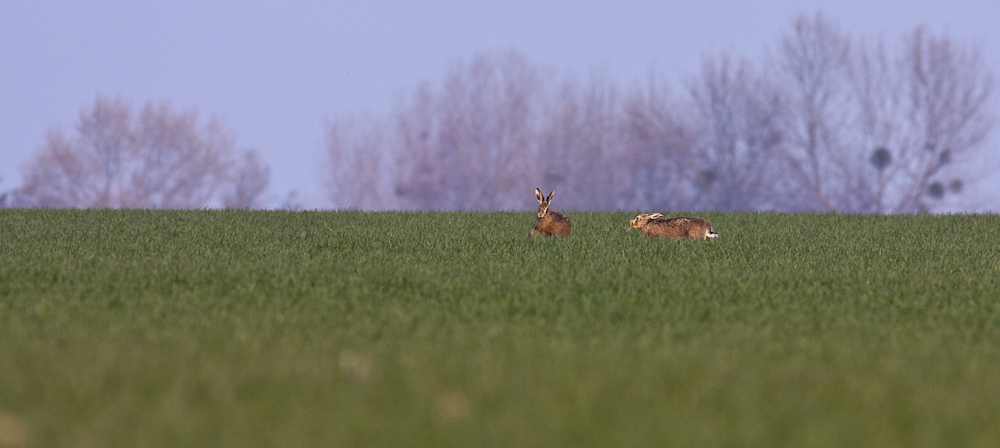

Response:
(434, 51), (542, 210)
(773, 12), (855, 211)
(851, 27), (994, 212)
(618, 77), (698, 211)
(774, 13), (994, 213)
(326, 54), (637, 212)
(16, 96), (268, 209)
(323, 52), (546, 211)
(537, 74), (626, 211)
(381, 51), (543, 210)
(224, 151), (270, 209)
(390, 82), (452, 210)
(689, 55), (785, 211)
(324, 115), (395, 210)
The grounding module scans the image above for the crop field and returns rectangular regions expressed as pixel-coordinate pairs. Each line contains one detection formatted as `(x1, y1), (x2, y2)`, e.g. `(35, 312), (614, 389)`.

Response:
(2, 209), (1000, 447)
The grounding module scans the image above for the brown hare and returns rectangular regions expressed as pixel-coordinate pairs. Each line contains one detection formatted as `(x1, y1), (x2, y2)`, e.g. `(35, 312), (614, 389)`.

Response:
(629, 213), (718, 240)
(529, 188), (571, 236)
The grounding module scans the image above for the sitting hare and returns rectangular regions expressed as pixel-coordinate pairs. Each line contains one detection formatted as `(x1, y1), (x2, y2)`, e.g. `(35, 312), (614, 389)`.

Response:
(529, 188), (571, 236)
(629, 213), (718, 240)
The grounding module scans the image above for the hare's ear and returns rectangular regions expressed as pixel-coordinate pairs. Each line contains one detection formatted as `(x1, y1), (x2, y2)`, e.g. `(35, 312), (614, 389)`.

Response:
(547, 190), (555, 203)
(535, 188), (544, 203)
(649, 213), (663, 219)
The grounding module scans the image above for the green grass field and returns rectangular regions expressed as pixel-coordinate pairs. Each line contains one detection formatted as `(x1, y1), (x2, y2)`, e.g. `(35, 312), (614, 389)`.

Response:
(2, 209), (1000, 447)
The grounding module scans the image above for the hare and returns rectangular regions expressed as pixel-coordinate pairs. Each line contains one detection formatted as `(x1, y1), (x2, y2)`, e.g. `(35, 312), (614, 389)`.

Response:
(529, 188), (571, 236)
(629, 213), (719, 240)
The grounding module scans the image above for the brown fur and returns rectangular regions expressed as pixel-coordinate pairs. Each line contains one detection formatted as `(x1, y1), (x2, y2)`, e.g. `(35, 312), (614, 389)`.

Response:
(529, 188), (571, 236)
(629, 213), (718, 240)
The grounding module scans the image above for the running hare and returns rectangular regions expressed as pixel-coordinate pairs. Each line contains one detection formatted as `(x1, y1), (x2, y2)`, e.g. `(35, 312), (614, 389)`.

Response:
(629, 213), (718, 240)
(529, 188), (571, 236)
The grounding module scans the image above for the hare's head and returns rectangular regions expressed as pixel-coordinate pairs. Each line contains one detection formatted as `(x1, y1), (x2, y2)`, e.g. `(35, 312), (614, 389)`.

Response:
(629, 213), (663, 229)
(535, 188), (555, 219)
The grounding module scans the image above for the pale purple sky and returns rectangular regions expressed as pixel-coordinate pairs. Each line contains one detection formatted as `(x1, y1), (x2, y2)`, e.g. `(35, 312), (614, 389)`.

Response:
(3, 1), (999, 209)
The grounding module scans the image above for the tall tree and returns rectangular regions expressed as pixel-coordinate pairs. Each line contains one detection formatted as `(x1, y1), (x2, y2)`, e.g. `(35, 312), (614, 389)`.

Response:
(223, 151), (270, 209)
(324, 115), (395, 210)
(689, 55), (785, 211)
(16, 97), (269, 209)
(850, 27), (994, 212)
(619, 78), (697, 211)
(328, 51), (545, 211)
(537, 75), (626, 211)
(774, 12), (854, 211)
(774, 13), (994, 212)
(415, 51), (542, 210)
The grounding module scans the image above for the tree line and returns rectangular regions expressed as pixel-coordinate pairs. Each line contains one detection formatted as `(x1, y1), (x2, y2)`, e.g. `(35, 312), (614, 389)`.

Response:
(2, 98), (269, 209)
(3, 14), (995, 212)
